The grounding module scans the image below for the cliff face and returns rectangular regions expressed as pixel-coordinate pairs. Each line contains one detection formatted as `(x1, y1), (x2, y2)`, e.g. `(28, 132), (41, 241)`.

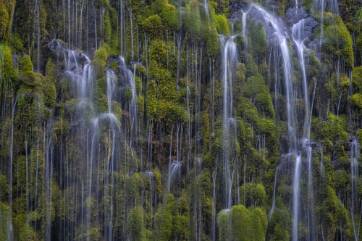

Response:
(0, 0), (361, 241)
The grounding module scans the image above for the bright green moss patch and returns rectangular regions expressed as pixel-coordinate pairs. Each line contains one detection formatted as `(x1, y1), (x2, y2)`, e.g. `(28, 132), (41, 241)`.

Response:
(217, 205), (267, 241)
(323, 14), (354, 67)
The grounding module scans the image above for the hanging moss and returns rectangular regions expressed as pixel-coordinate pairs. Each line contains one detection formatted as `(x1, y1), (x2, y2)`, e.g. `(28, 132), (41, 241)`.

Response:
(267, 208), (291, 241)
(94, 44), (111, 77)
(323, 14), (354, 67)
(152, 0), (178, 31)
(0, 1), (9, 40)
(184, 0), (202, 38)
(320, 186), (352, 240)
(217, 209), (230, 241)
(242, 74), (274, 118)
(153, 194), (175, 241)
(103, 10), (112, 45)
(0, 44), (16, 81)
(19, 55), (33, 73)
(214, 14), (230, 35)
(128, 206), (148, 241)
(352, 66), (362, 91)
(142, 15), (164, 37)
(240, 183), (267, 207)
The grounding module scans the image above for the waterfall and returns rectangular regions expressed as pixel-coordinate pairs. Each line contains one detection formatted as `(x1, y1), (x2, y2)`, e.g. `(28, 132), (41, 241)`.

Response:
(221, 35), (237, 208)
(7, 98), (16, 241)
(351, 137), (360, 241)
(64, 49), (94, 105)
(241, 10), (248, 50)
(44, 122), (54, 241)
(269, 167), (279, 218)
(167, 160), (181, 192)
(203, 0), (209, 17)
(292, 19), (310, 139)
(34, 0), (41, 71)
(119, 56), (137, 137)
(292, 154), (302, 241)
(246, 5), (309, 241)
(211, 171), (217, 241)
(292, 18), (317, 241)
(248, 4), (297, 150)
(106, 69), (117, 113)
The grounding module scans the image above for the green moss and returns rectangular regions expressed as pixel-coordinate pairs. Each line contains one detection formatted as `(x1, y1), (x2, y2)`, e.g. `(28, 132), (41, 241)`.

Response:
(323, 15), (354, 67)
(217, 205), (268, 241)
(237, 97), (278, 142)
(243, 74), (274, 118)
(205, 26), (220, 56)
(153, 195), (175, 241)
(312, 113), (348, 153)
(351, 93), (362, 109)
(14, 214), (38, 241)
(0, 44), (16, 81)
(217, 209), (230, 241)
(152, 0), (178, 30)
(146, 39), (187, 123)
(320, 186), (352, 240)
(184, 0), (202, 38)
(240, 183), (267, 207)
(0, 2), (9, 40)
(103, 10), (112, 44)
(129, 206), (147, 241)
(142, 15), (163, 36)
(214, 14), (230, 35)
(44, 59), (57, 108)
(267, 208), (291, 241)
(248, 21), (267, 59)
(19, 55), (33, 73)
(93, 44), (111, 76)
(352, 66), (362, 91)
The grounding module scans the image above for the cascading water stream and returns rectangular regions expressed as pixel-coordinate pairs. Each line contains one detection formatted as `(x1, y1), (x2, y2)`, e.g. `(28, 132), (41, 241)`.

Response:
(167, 160), (181, 192)
(203, 0), (209, 17)
(351, 137), (360, 241)
(106, 69), (117, 113)
(246, 5), (304, 241)
(292, 18), (317, 241)
(248, 4), (297, 150)
(241, 9), (249, 50)
(119, 56), (137, 138)
(7, 97), (16, 241)
(221, 35), (237, 209)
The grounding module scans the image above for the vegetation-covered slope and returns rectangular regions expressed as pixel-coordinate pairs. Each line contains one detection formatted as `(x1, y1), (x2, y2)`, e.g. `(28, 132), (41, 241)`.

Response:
(0, 0), (361, 240)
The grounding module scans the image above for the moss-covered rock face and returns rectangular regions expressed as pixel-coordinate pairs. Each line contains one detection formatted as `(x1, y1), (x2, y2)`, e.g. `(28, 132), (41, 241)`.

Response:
(322, 14), (354, 67)
(0, 0), (361, 241)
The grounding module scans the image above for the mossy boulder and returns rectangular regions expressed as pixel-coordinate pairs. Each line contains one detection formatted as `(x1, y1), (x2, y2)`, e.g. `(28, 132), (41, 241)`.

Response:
(217, 205), (267, 241)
